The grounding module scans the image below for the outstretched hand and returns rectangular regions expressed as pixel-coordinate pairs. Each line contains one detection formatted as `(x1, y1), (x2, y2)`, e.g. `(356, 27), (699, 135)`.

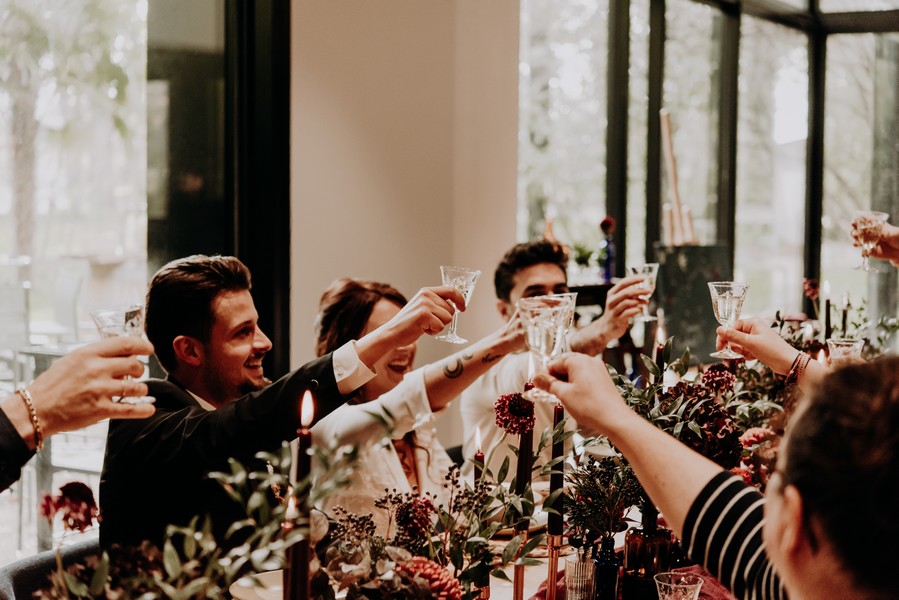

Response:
(715, 318), (799, 375)
(851, 220), (899, 267)
(25, 337), (156, 439)
(532, 353), (633, 435)
(570, 275), (647, 354)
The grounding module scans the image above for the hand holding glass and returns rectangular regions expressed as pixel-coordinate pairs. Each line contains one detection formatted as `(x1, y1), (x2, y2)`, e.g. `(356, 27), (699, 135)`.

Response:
(852, 210), (889, 272)
(708, 282), (749, 360)
(90, 305), (154, 403)
(435, 266), (480, 344)
(626, 263), (659, 321)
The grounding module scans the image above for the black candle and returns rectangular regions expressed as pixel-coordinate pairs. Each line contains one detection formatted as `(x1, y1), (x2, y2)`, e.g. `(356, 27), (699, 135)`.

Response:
(823, 281), (832, 341)
(514, 429), (533, 522)
(284, 391), (315, 600)
(548, 404), (565, 536)
(842, 292), (850, 336)
(474, 427), (485, 485)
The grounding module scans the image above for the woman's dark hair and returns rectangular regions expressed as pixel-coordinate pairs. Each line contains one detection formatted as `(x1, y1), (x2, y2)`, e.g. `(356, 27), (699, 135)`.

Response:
(494, 240), (568, 302)
(782, 357), (899, 597)
(314, 278), (408, 358)
(145, 255), (252, 373)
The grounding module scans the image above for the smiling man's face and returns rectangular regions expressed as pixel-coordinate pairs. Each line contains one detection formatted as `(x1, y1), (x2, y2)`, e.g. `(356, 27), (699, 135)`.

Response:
(198, 289), (273, 405)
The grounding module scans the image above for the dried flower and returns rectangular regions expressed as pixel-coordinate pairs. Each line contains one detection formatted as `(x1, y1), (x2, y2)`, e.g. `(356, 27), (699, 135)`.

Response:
(396, 556), (463, 600)
(494, 393), (535, 435)
(740, 427), (776, 448)
(565, 457), (642, 544)
(657, 383), (742, 469)
(395, 496), (435, 552)
(701, 363), (736, 395)
(600, 216), (616, 235)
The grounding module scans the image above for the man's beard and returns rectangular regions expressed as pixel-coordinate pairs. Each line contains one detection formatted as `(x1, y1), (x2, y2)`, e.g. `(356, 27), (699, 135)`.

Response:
(239, 376), (269, 396)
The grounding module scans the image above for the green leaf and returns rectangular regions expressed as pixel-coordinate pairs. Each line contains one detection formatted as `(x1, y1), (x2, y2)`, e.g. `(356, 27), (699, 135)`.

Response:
(163, 539), (182, 579)
(497, 456), (510, 484)
(502, 535), (522, 564)
(492, 568), (511, 582)
(64, 572), (90, 597)
(641, 355), (661, 378)
(89, 551), (110, 596)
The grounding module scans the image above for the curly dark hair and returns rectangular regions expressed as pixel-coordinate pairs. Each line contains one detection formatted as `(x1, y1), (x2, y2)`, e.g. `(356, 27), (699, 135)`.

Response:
(145, 255), (252, 373)
(781, 357), (899, 597)
(493, 240), (568, 302)
(313, 278), (408, 358)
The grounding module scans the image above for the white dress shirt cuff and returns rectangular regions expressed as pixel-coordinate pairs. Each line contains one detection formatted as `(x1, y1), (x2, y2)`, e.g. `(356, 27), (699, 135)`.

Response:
(333, 341), (377, 395)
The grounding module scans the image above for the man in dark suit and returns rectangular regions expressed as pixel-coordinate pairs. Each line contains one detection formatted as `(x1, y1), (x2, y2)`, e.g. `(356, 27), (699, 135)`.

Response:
(99, 255), (461, 547)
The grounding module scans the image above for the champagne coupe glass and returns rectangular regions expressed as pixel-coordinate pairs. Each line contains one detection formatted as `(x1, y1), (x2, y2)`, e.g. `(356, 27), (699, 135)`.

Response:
(627, 263), (660, 321)
(90, 305), (154, 403)
(708, 282), (749, 360)
(518, 294), (574, 402)
(852, 210), (889, 272)
(435, 266), (481, 344)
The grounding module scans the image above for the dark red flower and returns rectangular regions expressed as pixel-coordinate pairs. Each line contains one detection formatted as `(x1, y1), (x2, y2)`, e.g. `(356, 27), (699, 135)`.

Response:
(395, 496), (435, 543)
(397, 556), (462, 600)
(701, 364), (736, 394)
(56, 482), (99, 532)
(600, 216), (616, 235)
(494, 393), (535, 435)
(803, 278), (819, 301)
(39, 494), (57, 521)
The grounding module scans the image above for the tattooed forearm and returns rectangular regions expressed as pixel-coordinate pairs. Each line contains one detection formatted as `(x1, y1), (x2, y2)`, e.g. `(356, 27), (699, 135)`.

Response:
(444, 359), (464, 379)
(482, 352), (503, 365)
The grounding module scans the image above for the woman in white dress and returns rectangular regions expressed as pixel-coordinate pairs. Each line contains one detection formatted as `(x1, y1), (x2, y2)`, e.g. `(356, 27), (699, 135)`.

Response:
(312, 278), (524, 535)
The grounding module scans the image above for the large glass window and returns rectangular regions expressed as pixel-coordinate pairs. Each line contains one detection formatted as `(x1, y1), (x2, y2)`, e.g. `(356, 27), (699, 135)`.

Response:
(518, 0), (609, 247)
(821, 33), (899, 320)
(661, 0), (722, 246)
(734, 17), (808, 316)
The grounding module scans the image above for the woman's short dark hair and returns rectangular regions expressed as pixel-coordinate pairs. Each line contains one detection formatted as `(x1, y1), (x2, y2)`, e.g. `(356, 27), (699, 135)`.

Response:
(493, 240), (568, 302)
(782, 357), (899, 596)
(145, 255), (252, 373)
(314, 278), (408, 358)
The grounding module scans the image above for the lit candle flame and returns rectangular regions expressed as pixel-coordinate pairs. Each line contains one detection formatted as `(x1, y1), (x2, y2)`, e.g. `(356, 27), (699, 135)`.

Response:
(300, 390), (315, 427)
(476, 427), (482, 452)
(286, 494), (298, 520)
(816, 349), (827, 364)
(822, 280), (831, 299)
(656, 322), (667, 346)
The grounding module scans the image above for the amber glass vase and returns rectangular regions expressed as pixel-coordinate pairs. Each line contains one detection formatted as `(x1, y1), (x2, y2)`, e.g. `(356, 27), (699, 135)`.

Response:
(622, 503), (674, 600)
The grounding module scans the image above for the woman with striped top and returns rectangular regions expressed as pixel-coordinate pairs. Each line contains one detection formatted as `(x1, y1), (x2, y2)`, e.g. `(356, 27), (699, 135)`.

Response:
(533, 318), (899, 600)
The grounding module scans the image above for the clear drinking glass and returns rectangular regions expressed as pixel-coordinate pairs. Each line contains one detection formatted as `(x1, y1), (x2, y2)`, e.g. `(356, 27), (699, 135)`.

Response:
(554, 291), (578, 353)
(627, 263), (660, 321)
(654, 572), (703, 600)
(518, 294), (574, 402)
(708, 282), (749, 359)
(826, 338), (864, 368)
(435, 266), (480, 344)
(90, 305), (154, 403)
(565, 553), (596, 600)
(852, 210), (889, 272)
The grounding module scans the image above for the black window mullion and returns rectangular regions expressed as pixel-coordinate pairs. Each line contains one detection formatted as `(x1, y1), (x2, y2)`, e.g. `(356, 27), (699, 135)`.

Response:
(607, 0), (631, 276)
(645, 0), (665, 262)
(803, 28), (826, 317)
(716, 5), (740, 272)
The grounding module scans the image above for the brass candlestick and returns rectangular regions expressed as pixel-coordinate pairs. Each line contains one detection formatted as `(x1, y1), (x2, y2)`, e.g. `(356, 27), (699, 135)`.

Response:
(545, 534), (562, 600)
(512, 527), (528, 600)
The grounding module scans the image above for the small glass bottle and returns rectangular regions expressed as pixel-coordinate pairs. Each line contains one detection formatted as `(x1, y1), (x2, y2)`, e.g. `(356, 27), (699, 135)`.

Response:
(622, 503), (673, 599)
(593, 535), (620, 600)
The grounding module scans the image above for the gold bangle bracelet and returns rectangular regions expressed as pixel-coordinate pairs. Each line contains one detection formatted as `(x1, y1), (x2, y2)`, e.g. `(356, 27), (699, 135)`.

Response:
(15, 387), (43, 451)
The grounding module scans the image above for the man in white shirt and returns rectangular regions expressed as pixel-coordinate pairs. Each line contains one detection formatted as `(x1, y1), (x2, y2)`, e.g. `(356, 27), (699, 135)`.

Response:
(100, 254), (461, 547)
(460, 240), (646, 481)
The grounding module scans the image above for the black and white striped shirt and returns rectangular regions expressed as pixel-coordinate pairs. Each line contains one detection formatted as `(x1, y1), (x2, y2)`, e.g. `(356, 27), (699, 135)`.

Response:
(681, 471), (787, 600)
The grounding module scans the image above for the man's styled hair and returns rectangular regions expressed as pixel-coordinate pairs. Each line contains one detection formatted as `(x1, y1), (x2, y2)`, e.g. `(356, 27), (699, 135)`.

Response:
(314, 278), (408, 358)
(145, 255), (252, 373)
(493, 240), (568, 302)
(782, 357), (899, 597)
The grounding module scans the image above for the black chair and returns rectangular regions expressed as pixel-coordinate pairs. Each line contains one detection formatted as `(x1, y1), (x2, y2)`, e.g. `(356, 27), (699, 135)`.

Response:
(0, 537), (99, 600)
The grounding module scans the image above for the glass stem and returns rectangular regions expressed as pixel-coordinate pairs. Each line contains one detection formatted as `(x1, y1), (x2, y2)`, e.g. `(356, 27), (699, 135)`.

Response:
(448, 311), (459, 336)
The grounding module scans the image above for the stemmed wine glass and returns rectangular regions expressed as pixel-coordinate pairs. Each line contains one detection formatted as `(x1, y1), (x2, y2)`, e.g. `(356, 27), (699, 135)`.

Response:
(707, 282), (749, 360)
(518, 294), (575, 402)
(90, 305), (154, 403)
(553, 291), (578, 353)
(852, 210), (889, 272)
(435, 266), (481, 344)
(626, 263), (660, 321)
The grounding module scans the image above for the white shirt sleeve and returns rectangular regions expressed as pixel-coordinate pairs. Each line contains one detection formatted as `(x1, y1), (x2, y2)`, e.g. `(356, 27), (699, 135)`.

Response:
(332, 340), (377, 395)
(311, 368), (433, 449)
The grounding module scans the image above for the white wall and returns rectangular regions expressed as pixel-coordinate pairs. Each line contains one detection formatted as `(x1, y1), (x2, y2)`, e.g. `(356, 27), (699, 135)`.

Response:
(291, 0), (519, 446)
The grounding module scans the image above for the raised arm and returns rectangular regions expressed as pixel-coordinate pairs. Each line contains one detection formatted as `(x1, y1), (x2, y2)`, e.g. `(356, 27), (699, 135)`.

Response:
(569, 276), (647, 355)
(354, 285), (464, 368)
(852, 220), (899, 267)
(716, 318), (826, 393)
(532, 353), (721, 538)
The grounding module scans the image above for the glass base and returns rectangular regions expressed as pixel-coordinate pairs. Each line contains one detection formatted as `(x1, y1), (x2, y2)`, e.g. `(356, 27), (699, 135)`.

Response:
(435, 333), (468, 344)
(710, 349), (744, 359)
(523, 387), (559, 403)
(634, 314), (658, 322)
(854, 263), (879, 272)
